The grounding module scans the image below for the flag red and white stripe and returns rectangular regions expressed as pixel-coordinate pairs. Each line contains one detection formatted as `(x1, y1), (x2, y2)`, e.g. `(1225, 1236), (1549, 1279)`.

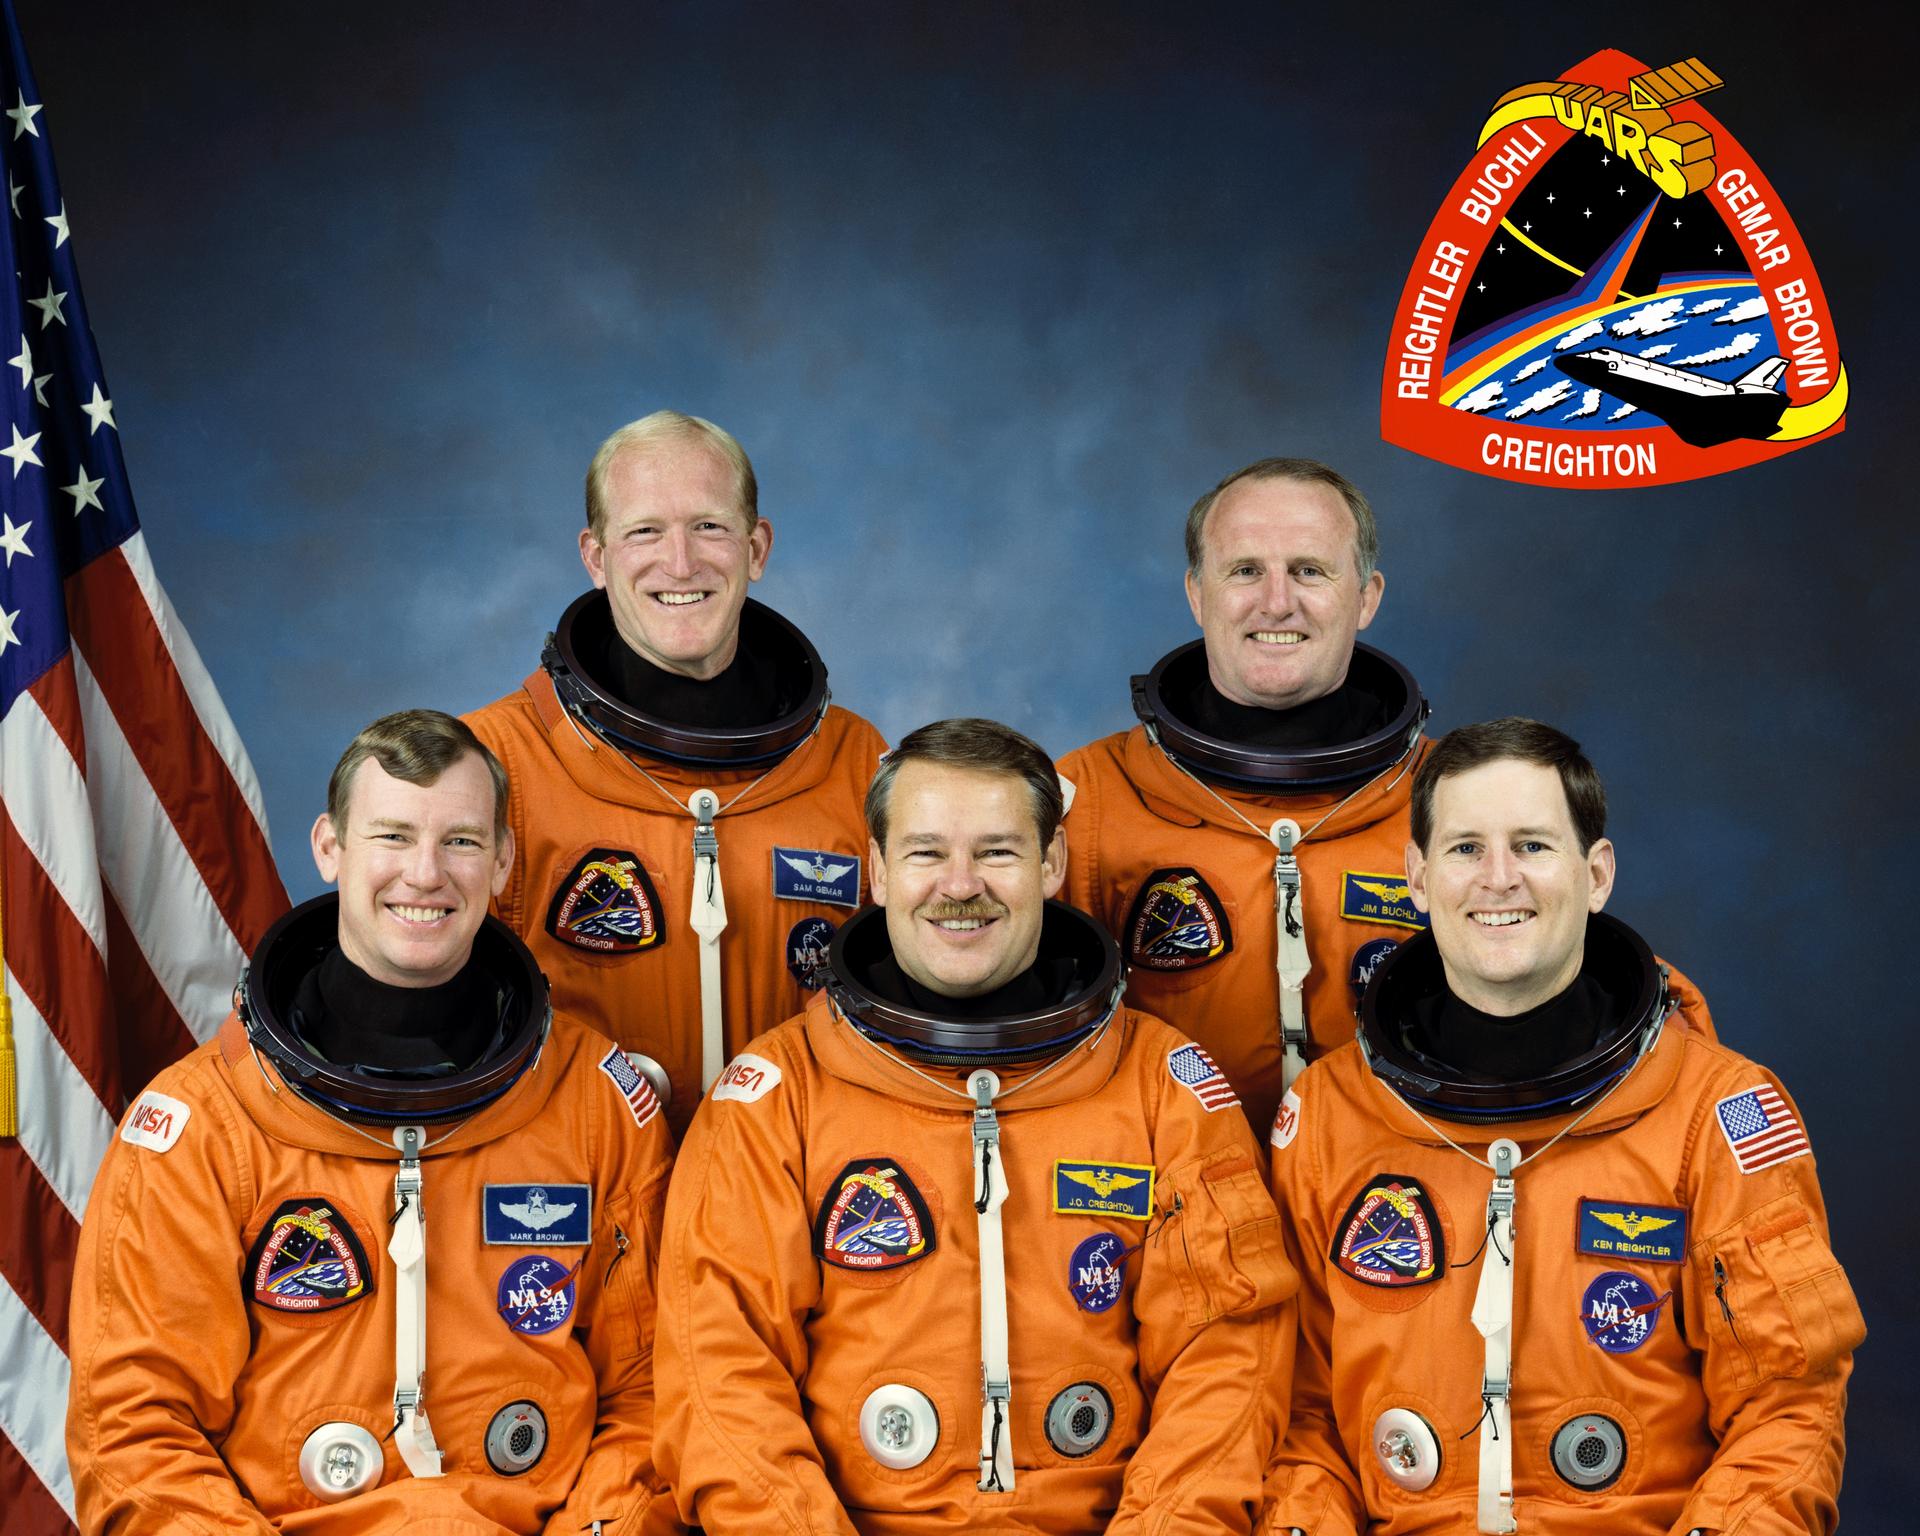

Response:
(0, 6), (289, 1526)
(1713, 1082), (1812, 1175)
(1167, 1042), (1241, 1113)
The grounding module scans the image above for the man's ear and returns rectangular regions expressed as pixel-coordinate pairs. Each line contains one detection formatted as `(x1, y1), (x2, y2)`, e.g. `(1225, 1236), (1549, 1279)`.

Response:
(312, 812), (343, 885)
(1405, 838), (1431, 913)
(579, 525), (609, 588)
(1041, 826), (1067, 900)
(1585, 837), (1616, 912)
(867, 835), (888, 904)
(490, 827), (516, 900)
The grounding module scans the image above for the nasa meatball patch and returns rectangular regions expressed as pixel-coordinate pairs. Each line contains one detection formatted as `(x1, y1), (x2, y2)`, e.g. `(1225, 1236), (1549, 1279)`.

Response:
(813, 1159), (935, 1272)
(247, 1198), (373, 1314)
(546, 847), (665, 954)
(496, 1254), (580, 1336)
(1580, 1270), (1671, 1354)
(1331, 1175), (1446, 1288)
(1124, 868), (1233, 971)
(785, 915), (836, 988)
(1068, 1233), (1129, 1314)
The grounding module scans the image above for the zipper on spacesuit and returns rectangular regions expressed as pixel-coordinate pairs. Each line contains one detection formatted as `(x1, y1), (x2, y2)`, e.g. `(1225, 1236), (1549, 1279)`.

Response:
(1712, 1252), (1758, 1375)
(605, 1225), (630, 1288)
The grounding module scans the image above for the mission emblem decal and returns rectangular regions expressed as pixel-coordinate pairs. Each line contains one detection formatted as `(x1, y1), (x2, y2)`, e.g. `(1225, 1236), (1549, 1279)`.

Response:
(546, 847), (665, 954)
(247, 1198), (373, 1314)
(813, 1159), (936, 1272)
(1331, 1175), (1445, 1288)
(1381, 51), (1844, 487)
(1125, 868), (1232, 971)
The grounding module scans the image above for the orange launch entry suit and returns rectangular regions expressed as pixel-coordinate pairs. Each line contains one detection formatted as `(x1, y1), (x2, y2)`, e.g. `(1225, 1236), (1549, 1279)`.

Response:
(66, 1009), (677, 1535)
(656, 995), (1299, 1534)
(468, 668), (886, 1138)
(1265, 1013), (1861, 1532)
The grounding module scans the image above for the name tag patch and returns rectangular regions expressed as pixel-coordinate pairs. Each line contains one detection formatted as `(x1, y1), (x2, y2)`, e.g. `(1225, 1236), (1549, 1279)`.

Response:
(772, 847), (861, 907)
(120, 1090), (191, 1152)
(1054, 1160), (1155, 1222)
(547, 847), (666, 953)
(485, 1184), (592, 1246)
(248, 1198), (373, 1314)
(813, 1159), (935, 1272)
(1577, 1199), (1687, 1264)
(1340, 871), (1429, 931)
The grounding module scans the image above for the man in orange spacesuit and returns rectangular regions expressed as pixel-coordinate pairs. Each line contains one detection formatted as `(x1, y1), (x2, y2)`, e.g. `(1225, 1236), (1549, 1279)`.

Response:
(1263, 718), (1861, 1536)
(467, 411), (886, 1136)
(66, 711), (677, 1535)
(1058, 458), (1430, 1138)
(656, 718), (1296, 1533)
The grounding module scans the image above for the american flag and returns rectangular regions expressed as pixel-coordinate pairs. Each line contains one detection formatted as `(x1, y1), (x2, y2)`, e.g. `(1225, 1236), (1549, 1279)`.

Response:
(0, 5), (287, 1529)
(1167, 1042), (1240, 1113)
(1714, 1082), (1812, 1175)
(598, 1045), (662, 1131)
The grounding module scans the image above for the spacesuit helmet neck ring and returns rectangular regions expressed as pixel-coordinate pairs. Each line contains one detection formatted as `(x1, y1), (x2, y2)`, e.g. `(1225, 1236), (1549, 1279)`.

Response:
(236, 894), (551, 1125)
(542, 589), (829, 769)
(824, 900), (1125, 1066)
(1131, 639), (1427, 790)
(1358, 910), (1669, 1121)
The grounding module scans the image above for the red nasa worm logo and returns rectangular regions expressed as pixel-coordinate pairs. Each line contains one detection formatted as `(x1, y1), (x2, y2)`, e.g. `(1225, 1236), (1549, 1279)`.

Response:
(1381, 51), (1845, 487)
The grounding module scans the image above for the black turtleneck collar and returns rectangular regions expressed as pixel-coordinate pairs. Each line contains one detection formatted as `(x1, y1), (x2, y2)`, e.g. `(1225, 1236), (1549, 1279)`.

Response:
(1409, 972), (1614, 1082)
(861, 949), (1082, 1019)
(585, 602), (809, 730)
(290, 948), (501, 1076)
(1169, 668), (1396, 752)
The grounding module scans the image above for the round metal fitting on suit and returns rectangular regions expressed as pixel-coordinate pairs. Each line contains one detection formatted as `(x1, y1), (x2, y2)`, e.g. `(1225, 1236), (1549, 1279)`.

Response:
(859, 1384), (939, 1469)
(1044, 1382), (1113, 1458)
(485, 1399), (549, 1476)
(1371, 1407), (1441, 1491)
(297, 1421), (382, 1501)
(1551, 1413), (1626, 1489)
(625, 1051), (672, 1107)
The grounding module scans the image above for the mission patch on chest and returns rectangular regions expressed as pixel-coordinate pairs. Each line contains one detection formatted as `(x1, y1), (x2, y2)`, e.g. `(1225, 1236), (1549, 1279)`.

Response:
(546, 846), (666, 953)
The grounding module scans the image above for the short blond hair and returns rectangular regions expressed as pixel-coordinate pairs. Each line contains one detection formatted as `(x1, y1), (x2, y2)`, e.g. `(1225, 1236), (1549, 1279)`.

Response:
(327, 709), (509, 840)
(583, 410), (758, 541)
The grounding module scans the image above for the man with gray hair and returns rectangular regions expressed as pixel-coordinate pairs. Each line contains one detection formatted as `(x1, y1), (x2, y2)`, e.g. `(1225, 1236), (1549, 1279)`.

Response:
(1058, 457), (1431, 1140)
(467, 411), (885, 1137)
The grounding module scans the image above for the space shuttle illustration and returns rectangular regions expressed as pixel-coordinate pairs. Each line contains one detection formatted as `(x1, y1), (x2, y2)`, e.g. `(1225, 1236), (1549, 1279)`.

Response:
(1554, 347), (1790, 448)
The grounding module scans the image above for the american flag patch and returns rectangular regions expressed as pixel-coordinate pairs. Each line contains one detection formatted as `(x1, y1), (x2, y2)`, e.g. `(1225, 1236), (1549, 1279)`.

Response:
(1714, 1083), (1810, 1174)
(598, 1046), (662, 1131)
(1167, 1043), (1240, 1113)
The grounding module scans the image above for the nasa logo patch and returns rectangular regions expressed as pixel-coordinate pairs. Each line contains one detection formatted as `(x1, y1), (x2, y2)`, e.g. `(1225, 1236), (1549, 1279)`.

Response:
(813, 1159), (935, 1273)
(546, 847), (665, 954)
(1053, 1160), (1155, 1222)
(1331, 1175), (1446, 1288)
(785, 915), (836, 988)
(1576, 1199), (1687, 1264)
(1124, 868), (1233, 971)
(247, 1198), (373, 1314)
(713, 1051), (783, 1104)
(119, 1089), (191, 1152)
(484, 1184), (592, 1246)
(496, 1254), (579, 1336)
(1068, 1232), (1128, 1314)
(1581, 1270), (1671, 1354)
(1381, 51), (1845, 489)
(1340, 873), (1427, 931)
(1270, 1085), (1303, 1152)
(1350, 937), (1401, 1002)
(771, 847), (861, 907)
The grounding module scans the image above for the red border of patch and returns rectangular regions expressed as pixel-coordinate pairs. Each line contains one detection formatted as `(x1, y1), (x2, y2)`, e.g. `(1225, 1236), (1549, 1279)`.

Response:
(1380, 49), (1844, 487)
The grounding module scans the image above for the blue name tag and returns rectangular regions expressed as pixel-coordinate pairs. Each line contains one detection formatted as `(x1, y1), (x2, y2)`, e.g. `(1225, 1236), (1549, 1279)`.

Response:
(1576, 1199), (1688, 1264)
(771, 847), (861, 907)
(483, 1184), (592, 1246)
(1053, 1160), (1155, 1222)
(1340, 870), (1429, 930)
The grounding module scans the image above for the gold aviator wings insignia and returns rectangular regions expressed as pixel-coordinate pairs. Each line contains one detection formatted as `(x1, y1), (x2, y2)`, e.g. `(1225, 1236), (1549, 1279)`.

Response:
(1594, 1210), (1677, 1241)
(1064, 1168), (1145, 1199)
